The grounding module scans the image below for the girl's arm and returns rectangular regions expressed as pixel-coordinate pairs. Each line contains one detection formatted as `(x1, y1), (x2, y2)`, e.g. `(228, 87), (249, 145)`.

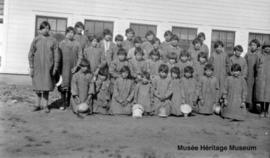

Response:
(215, 78), (220, 104)
(71, 75), (80, 103)
(113, 79), (123, 103)
(242, 59), (248, 79)
(126, 81), (135, 103)
(222, 78), (229, 106)
(53, 40), (61, 75)
(72, 45), (84, 74)
(241, 78), (248, 105)
(28, 38), (37, 77)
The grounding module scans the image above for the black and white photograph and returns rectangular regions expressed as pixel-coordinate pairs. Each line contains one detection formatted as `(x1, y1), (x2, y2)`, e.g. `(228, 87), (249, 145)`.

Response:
(0, 0), (269, 157)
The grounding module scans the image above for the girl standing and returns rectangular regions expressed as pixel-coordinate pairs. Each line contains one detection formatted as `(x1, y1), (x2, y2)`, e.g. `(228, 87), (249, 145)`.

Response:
(28, 21), (60, 113)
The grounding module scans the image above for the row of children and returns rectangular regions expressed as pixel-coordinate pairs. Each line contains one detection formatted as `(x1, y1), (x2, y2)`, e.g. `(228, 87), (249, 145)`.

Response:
(28, 21), (270, 120)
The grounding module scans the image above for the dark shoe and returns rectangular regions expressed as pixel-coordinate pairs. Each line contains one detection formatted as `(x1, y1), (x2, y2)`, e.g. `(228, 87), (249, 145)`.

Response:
(32, 106), (42, 112)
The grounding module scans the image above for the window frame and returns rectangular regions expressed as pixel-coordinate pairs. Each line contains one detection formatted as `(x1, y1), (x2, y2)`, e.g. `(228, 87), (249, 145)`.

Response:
(35, 15), (68, 36)
(0, 0), (4, 23)
(84, 19), (114, 38)
(130, 23), (157, 41)
(211, 29), (235, 53)
(172, 26), (198, 50)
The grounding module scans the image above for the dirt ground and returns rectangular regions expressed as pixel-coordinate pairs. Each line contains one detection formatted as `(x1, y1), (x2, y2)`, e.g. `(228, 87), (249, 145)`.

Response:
(0, 82), (269, 158)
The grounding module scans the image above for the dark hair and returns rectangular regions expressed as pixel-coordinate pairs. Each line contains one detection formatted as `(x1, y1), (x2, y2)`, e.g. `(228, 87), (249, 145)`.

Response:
(204, 63), (214, 71)
(125, 28), (135, 35)
(158, 64), (169, 73)
(231, 63), (241, 72)
(89, 35), (100, 42)
(120, 66), (131, 76)
(197, 32), (206, 40)
(134, 36), (143, 44)
(117, 48), (127, 56)
(184, 66), (194, 74)
(98, 65), (109, 76)
(214, 40), (224, 49)
(170, 34), (179, 41)
(192, 38), (202, 46)
(154, 37), (161, 44)
(79, 58), (90, 71)
(74, 22), (84, 29)
(65, 26), (76, 34)
(197, 51), (208, 62)
(115, 34), (124, 41)
(249, 39), (260, 48)
(103, 29), (112, 36)
(145, 30), (155, 38)
(149, 49), (160, 57)
(134, 47), (144, 56)
(39, 21), (51, 30)
(233, 45), (243, 52)
(171, 66), (180, 78)
(141, 71), (150, 80)
(180, 50), (191, 58)
(164, 30), (173, 37)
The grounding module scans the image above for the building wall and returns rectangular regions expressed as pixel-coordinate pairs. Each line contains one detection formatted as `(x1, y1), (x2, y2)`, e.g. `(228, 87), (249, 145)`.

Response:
(1, 0), (270, 74)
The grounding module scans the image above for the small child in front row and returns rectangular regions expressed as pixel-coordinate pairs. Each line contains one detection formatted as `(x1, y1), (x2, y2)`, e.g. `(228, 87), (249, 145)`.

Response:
(90, 65), (113, 115)
(110, 66), (135, 115)
(198, 64), (220, 115)
(71, 59), (93, 116)
(181, 66), (200, 114)
(152, 64), (172, 117)
(133, 71), (153, 115)
(170, 67), (185, 116)
(222, 64), (247, 121)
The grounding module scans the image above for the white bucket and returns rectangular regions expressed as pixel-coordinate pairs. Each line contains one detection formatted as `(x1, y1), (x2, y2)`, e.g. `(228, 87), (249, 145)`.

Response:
(213, 104), (221, 114)
(158, 107), (168, 117)
(132, 104), (144, 118)
(180, 104), (192, 117)
(77, 102), (89, 113)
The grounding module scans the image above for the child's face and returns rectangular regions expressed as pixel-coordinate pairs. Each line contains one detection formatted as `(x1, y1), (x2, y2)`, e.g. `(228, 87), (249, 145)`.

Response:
(169, 59), (176, 64)
(153, 41), (160, 49)
(141, 77), (149, 84)
(184, 72), (192, 78)
(98, 74), (107, 82)
(81, 66), (88, 73)
(91, 39), (98, 47)
(263, 46), (270, 54)
(134, 43), (141, 48)
(121, 71), (129, 79)
(216, 45), (224, 53)
(159, 72), (168, 78)
(171, 72), (178, 79)
(118, 54), (126, 61)
(126, 32), (134, 40)
(199, 57), (206, 64)
(165, 35), (171, 42)
(76, 27), (83, 34)
(104, 34), (112, 41)
(66, 31), (75, 40)
(234, 50), (242, 57)
(232, 71), (241, 77)
(135, 53), (144, 61)
(170, 40), (178, 47)
(180, 56), (188, 62)
(194, 43), (201, 50)
(205, 69), (213, 77)
(40, 26), (50, 36)
(199, 36), (205, 42)
(151, 55), (159, 61)
(250, 43), (258, 52)
(115, 40), (122, 47)
(146, 34), (154, 41)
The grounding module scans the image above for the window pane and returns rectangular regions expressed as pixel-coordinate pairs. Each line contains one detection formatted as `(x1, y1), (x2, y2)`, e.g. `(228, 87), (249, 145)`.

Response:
(48, 19), (57, 31)
(57, 19), (66, 32)
(130, 23), (157, 40)
(211, 30), (235, 53)
(227, 32), (234, 43)
(85, 20), (114, 38)
(85, 21), (95, 36)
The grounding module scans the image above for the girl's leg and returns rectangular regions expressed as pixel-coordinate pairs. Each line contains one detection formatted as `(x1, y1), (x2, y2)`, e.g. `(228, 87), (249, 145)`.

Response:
(32, 92), (42, 111)
(59, 91), (66, 110)
(259, 102), (265, 118)
(43, 91), (50, 113)
(265, 102), (269, 118)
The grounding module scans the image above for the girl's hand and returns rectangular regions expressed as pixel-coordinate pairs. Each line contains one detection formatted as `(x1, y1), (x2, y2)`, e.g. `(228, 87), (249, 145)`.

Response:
(240, 102), (246, 109)
(224, 99), (228, 106)
(52, 68), (57, 76)
(71, 66), (78, 74)
(30, 68), (34, 77)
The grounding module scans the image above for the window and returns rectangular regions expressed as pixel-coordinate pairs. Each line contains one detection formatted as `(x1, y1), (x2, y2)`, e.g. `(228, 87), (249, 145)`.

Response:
(211, 30), (235, 53)
(35, 15), (67, 37)
(249, 32), (270, 47)
(84, 20), (114, 38)
(130, 23), (157, 41)
(0, 0), (4, 23)
(172, 26), (197, 50)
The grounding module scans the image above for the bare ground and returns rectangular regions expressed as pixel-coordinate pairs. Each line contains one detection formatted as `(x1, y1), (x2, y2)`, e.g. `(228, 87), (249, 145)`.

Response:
(0, 82), (269, 158)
